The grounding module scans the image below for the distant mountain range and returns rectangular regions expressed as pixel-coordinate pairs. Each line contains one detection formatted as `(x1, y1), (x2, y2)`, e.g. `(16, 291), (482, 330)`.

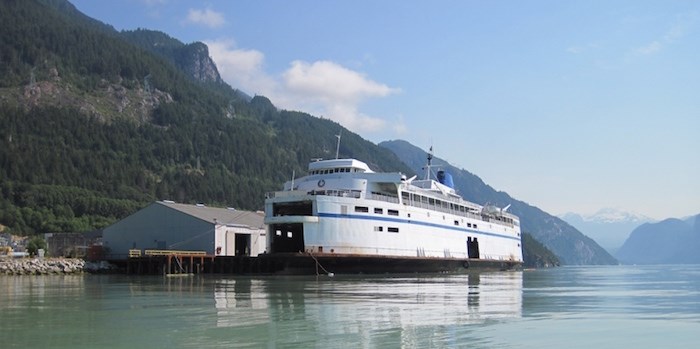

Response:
(615, 214), (700, 264)
(559, 208), (654, 254)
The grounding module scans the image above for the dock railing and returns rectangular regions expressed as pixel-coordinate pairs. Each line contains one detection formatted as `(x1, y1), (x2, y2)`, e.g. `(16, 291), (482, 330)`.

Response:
(143, 250), (207, 256)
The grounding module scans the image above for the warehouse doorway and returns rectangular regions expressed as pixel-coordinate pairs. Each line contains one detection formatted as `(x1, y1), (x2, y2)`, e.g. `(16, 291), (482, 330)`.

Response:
(235, 234), (251, 256)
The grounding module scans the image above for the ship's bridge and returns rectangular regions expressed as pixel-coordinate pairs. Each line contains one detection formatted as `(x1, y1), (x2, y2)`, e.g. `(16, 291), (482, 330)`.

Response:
(308, 159), (374, 175)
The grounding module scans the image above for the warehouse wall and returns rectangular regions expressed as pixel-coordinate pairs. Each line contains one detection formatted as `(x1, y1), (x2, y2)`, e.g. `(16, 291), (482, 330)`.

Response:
(103, 203), (215, 259)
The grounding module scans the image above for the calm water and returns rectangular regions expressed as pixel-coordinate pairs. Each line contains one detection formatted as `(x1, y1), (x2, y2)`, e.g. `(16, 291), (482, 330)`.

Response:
(1, 265), (699, 348)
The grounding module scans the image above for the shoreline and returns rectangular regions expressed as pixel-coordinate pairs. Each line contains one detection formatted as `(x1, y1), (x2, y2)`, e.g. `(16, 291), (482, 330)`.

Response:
(0, 257), (116, 275)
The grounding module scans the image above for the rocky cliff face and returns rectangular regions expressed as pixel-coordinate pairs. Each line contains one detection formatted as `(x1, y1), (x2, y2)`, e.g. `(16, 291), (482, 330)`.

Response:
(120, 29), (223, 85)
(181, 42), (223, 84)
(4, 65), (173, 123)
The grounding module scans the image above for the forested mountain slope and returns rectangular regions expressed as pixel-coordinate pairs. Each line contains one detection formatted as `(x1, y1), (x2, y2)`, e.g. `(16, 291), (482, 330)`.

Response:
(616, 215), (700, 264)
(0, 0), (411, 235)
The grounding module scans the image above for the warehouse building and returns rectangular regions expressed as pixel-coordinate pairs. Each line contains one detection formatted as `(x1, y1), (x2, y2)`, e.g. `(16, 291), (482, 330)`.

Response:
(103, 201), (266, 260)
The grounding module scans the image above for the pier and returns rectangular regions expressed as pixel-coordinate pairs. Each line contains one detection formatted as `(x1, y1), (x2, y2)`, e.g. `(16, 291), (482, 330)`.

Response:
(121, 249), (283, 275)
(117, 250), (519, 276)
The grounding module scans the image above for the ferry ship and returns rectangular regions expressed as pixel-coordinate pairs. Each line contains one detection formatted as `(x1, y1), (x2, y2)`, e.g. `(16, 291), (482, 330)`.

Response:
(262, 148), (523, 274)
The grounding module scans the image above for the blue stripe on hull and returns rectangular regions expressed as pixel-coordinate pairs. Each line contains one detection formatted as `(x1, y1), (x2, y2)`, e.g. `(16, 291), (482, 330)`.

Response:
(316, 212), (520, 241)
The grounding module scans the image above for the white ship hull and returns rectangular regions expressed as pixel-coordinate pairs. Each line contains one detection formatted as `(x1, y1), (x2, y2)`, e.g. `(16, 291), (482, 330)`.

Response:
(263, 156), (523, 274)
(265, 194), (521, 261)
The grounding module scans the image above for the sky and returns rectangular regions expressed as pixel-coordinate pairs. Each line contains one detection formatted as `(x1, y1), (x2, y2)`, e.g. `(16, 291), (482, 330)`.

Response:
(70, 0), (699, 220)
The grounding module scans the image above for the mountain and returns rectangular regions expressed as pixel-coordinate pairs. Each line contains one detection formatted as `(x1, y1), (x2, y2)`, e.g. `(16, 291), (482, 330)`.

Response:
(120, 29), (224, 85)
(574, 207), (653, 224)
(684, 214), (699, 226)
(559, 208), (654, 254)
(0, 0), (412, 235)
(380, 140), (617, 265)
(522, 232), (560, 268)
(615, 214), (700, 264)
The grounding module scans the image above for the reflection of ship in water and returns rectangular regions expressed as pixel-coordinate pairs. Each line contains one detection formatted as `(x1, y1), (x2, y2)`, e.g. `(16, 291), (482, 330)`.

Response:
(214, 278), (271, 328)
(213, 272), (522, 346)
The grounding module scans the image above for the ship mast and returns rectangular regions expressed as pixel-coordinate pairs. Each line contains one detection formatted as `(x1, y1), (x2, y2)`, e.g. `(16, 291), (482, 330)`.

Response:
(424, 146), (433, 180)
(335, 131), (342, 159)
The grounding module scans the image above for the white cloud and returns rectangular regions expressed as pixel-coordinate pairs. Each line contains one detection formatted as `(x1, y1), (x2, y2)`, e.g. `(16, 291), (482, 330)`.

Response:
(663, 24), (685, 42)
(392, 115), (408, 135)
(566, 42), (600, 55)
(184, 8), (225, 29)
(205, 39), (401, 134)
(566, 46), (584, 54)
(322, 103), (387, 132)
(205, 39), (276, 95)
(279, 60), (400, 132)
(635, 12), (697, 55)
(283, 60), (398, 103)
(665, 11), (698, 41)
(636, 41), (661, 55)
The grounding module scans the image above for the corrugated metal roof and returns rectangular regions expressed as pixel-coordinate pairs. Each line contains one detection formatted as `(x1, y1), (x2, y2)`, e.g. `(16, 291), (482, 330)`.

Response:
(156, 201), (264, 229)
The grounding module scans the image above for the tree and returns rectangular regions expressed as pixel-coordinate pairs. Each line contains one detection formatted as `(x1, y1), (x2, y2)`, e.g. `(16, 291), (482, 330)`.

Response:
(26, 236), (47, 257)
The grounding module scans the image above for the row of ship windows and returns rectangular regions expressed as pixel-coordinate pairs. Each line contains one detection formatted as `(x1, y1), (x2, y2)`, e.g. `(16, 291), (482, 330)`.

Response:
(401, 192), (514, 225)
(354, 206), (399, 216)
(455, 220), (478, 229)
(401, 191), (477, 214)
(310, 168), (362, 175)
(355, 205), (478, 229)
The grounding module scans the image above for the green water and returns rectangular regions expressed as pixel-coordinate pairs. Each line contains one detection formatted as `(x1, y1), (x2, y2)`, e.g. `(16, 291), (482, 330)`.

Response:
(1, 265), (699, 348)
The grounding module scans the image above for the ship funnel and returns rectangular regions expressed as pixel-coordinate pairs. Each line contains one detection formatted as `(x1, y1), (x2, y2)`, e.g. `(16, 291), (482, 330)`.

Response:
(436, 170), (454, 188)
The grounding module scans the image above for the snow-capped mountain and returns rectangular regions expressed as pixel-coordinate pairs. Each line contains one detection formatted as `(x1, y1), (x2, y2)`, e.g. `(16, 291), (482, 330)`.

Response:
(580, 208), (653, 224)
(559, 208), (655, 254)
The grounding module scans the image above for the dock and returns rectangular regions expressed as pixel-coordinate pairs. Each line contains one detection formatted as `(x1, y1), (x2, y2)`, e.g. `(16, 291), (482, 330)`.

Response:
(116, 250), (520, 275)
(121, 249), (283, 275)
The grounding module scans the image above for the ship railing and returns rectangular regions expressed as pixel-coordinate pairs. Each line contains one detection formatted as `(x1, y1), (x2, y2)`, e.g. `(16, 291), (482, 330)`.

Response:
(266, 189), (361, 199)
(308, 189), (362, 199)
(479, 215), (516, 228)
(265, 191), (277, 199)
(406, 198), (473, 216)
(265, 191), (297, 199)
(144, 250), (208, 256)
(405, 199), (514, 228)
(369, 192), (399, 204)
